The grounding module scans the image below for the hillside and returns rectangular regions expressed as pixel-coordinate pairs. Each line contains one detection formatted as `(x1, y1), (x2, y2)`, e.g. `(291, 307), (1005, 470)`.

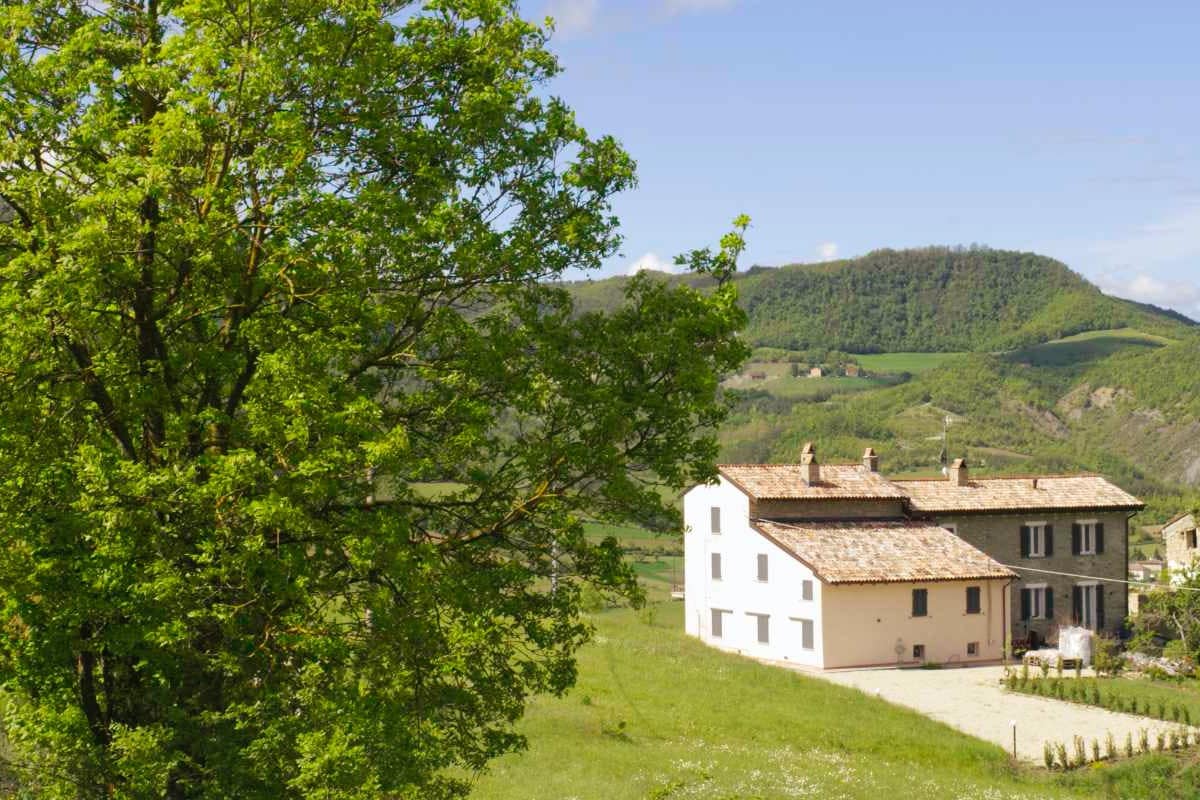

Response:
(565, 247), (1194, 352)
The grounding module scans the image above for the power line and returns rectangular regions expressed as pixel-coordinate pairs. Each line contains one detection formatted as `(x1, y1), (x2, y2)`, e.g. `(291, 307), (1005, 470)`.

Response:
(999, 563), (1198, 593)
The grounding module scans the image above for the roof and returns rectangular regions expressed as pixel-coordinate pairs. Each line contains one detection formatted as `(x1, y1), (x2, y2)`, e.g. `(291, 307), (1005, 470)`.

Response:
(754, 520), (1016, 584)
(893, 475), (1143, 514)
(718, 463), (906, 501)
(1163, 511), (1197, 531)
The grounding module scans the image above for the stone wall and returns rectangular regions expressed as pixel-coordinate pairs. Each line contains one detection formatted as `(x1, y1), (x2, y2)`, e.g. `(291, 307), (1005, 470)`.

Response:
(930, 511), (1130, 642)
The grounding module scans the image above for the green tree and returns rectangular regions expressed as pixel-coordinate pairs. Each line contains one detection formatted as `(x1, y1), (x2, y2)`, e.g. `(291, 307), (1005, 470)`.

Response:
(1131, 564), (1200, 664)
(0, 2), (748, 797)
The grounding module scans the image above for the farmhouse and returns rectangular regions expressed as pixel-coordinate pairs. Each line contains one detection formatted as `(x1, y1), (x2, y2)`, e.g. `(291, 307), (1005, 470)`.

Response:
(1163, 512), (1198, 578)
(683, 445), (1142, 668)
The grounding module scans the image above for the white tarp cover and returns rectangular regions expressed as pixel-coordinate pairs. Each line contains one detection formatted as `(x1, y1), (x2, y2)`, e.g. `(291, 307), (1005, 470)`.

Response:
(1057, 626), (1093, 665)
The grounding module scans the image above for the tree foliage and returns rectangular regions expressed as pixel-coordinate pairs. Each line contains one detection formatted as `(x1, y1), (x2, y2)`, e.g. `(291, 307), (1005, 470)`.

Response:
(0, 1), (747, 796)
(1130, 565), (1200, 664)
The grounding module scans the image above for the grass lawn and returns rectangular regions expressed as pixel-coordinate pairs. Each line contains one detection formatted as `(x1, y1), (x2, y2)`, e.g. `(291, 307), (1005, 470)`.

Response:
(469, 602), (1074, 800)
(855, 351), (967, 374)
(1004, 328), (1169, 367)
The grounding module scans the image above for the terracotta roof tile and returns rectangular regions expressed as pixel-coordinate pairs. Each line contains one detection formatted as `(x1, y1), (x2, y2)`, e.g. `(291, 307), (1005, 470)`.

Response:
(893, 475), (1143, 513)
(755, 520), (1016, 584)
(718, 464), (906, 500)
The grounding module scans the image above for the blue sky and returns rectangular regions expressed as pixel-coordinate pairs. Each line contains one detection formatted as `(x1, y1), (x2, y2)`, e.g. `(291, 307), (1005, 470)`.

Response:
(530, 0), (1200, 318)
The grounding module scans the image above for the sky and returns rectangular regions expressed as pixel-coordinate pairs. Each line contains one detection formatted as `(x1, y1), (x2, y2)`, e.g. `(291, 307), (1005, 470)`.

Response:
(529, 0), (1200, 318)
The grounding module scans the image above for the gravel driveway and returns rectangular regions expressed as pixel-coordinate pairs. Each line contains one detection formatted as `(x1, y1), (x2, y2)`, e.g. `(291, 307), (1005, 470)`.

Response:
(813, 665), (1184, 762)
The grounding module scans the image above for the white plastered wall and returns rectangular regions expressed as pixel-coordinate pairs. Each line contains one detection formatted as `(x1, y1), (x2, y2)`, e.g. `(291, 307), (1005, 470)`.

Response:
(683, 477), (825, 668)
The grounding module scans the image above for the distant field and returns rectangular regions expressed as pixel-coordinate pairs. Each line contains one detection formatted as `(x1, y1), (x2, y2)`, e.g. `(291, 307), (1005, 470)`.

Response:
(855, 352), (967, 374)
(1005, 328), (1170, 367)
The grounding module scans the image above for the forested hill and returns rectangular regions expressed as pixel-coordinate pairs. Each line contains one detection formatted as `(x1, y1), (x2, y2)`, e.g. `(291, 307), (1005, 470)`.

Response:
(565, 247), (1194, 353)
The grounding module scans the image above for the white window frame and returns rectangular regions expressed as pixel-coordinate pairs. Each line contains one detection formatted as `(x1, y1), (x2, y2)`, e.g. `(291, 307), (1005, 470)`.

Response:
(1026, 582), (1049, 619)
(967, 641), (979, 656)
(1077, 580), (1100, 629)
(1077, 519), (1099, 555)
(1026, 521), (1048, 558)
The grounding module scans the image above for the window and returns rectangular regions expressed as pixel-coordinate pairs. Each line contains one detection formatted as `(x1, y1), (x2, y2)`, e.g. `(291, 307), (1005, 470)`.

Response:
(1072, 584), (1105, 630)
(943, 524), (957, 535)
(710, 553), (722, 581)
(710, 506), (721, 535)
(967, 641), (979, 656)
(756, 553), (769, 582)
(1189, 529), (1198, 550)
(1020, 584), (1052, 620)
(912, 588), (928, 617)
(966, 586), (981, 614)
(1073, 521), (1105, 555)
(912, 644), (925, 660)
(801, 580), (814, 601)
(748, 613), (770, 644)
(710, 608), (728, 638)
(1020, 523), (1054, 558)
(798, 618), (814, 650)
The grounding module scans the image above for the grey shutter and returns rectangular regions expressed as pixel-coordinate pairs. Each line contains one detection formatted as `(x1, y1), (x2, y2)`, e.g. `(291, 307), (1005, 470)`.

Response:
(1044, 524), (1054, 556)
(710, 506), (721, 534)
(1072, 586), (1082, 625)
(1045, 588), (1054, 620)
(1020, 588), (1030, 620)
(1095, 523), (1105, 554)
(1020, 526), (1031, 557)
(757, 553), (768, 582)
(711, 553), (721, 580)
(966, 586), (980, 614)
(1096, 587), (1105, 629)
(757, 614), (770, 644)
(711, 609), (723, 637)
(802, 580), (813, 601)
(1071, 523), (1082, 555)
(801, 619), (814, 650)
(912, 589), (927, 617)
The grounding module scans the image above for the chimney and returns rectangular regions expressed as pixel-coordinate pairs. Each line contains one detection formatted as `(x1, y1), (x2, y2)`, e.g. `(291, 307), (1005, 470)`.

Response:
(862, 447), (879, 473)
(800, 442), (820, 485)
(949, 458), (968, 487)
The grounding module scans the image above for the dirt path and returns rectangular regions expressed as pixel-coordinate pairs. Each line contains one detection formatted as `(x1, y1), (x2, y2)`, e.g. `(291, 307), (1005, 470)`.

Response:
(814, 665), (1184, 762)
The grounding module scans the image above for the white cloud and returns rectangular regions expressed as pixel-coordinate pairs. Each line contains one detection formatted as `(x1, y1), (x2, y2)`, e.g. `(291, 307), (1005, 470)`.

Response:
(625, 252), (679, 276)
(816, 242), (839, 261)
(545, 0), (598, 37)
(1089, 205), (1200, 267)
(1097, 271), (1200, 315)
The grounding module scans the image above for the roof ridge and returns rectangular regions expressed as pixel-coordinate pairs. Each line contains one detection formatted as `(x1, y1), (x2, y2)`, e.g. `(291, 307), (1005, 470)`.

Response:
(893, 472), (1102, 482)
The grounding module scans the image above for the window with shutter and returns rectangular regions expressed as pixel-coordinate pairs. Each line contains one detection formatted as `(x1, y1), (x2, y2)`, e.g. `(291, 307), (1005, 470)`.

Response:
(711, 553), (722, 580)
(912, 588), (928, 617)
(801, 580), (813, 601)
(800, 618), (814, 650)
(1023, 523), (1047, 557)
(710, 609), (725, 638)
(756, 553), (768, 582)
(750, 613), (769, 644)
(966, 586), (981, 614)
(710, 506), (721, 534)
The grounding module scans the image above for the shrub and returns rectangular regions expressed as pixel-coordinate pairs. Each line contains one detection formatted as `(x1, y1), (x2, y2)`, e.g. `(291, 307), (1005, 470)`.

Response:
(1040, 659), (1051, 679)
(1056, 741), (1069, 770)
(1043, 741), (1055, 770)
(1124, 731), (1133, 759)
(1156, 732), (1166, 751)
(1093, 635), (1124, 677)
(1074, 660), (1082, 680)
(1091, 738), (1100, 762)
(1105, 732), (1116, 760)
(1157, 702), (1166, 719)
(1139, 728), (1150, 753)
(1073, 735), (1087, 766)
(1185, 707), (1191, 725)
(1173, 705), (1183, 722)
(1056, 657), (1064, 679)
(1090, 684), (1101, 706)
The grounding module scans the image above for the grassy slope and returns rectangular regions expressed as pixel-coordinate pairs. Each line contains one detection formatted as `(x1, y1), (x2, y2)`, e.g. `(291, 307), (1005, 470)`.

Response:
(470, 602), (1072, 800)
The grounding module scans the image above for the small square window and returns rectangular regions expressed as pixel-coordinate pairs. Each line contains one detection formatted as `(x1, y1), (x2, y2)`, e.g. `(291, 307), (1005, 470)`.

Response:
(967, 641), (979, 656)
(913, 644), (925, 660)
